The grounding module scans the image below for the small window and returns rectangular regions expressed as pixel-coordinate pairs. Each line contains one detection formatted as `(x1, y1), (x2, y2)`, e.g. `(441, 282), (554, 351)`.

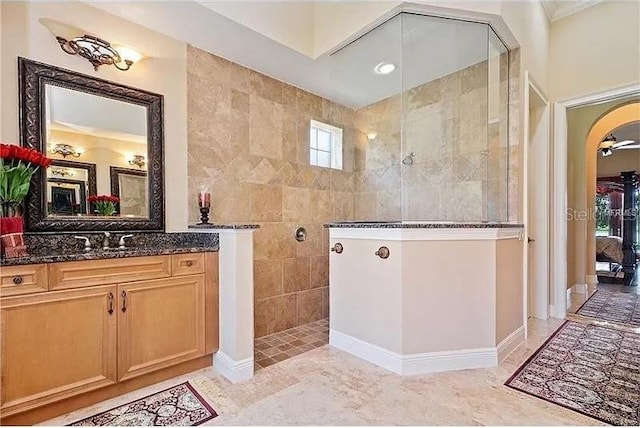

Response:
(310, 120), (342, 170)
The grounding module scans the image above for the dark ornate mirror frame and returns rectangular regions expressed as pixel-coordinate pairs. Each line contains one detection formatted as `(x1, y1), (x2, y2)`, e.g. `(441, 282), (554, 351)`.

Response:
(18, 57), (165, 232)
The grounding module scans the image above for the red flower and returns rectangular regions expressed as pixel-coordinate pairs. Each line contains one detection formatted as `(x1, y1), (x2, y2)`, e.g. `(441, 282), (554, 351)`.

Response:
(88, 195), (120, 203)
(0, 143), (51, 168)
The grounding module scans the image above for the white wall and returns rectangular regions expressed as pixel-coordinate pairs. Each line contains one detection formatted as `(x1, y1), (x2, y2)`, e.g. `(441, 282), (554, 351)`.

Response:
(500, 1), (549, 94)
(549, 1), (640, 101)
(0, 2), (188, 231)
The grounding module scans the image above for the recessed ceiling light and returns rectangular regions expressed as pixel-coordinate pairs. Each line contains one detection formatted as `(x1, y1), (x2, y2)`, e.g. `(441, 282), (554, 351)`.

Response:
(374, 62), (396, 75)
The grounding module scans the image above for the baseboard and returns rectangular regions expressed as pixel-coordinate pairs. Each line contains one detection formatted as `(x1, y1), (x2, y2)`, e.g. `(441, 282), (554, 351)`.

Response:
(214, 351), (253, 383)
(330, 329), (403, 373)
(572, 283), (588, 294)
(497, 326), (525, 363)
(330, 329), (497, 376)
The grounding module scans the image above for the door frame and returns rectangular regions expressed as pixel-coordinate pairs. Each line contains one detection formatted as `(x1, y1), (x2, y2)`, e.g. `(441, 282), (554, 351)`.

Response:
(523, 71), (550, 328)
(551, 83), (640, 319)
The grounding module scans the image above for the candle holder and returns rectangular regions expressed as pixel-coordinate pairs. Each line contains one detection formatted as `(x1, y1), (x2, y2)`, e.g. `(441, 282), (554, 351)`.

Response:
(199, 207), (210, 225)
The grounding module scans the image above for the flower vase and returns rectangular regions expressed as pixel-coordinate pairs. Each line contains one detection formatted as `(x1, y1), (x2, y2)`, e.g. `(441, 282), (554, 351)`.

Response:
(0, 203), (27, 259)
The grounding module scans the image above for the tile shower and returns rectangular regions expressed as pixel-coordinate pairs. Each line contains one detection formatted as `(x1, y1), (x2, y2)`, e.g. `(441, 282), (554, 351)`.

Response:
(187, 13), (517, 340)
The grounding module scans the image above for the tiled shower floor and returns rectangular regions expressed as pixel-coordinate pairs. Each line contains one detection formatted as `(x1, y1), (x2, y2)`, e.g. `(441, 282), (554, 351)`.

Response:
(254, 318), (329, 369)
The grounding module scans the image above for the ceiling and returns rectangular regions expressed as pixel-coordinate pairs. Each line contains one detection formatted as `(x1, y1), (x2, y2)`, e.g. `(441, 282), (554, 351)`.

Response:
(329, 13), (503, 109)
(46, 85), (147, 143)
(611, 122), (640, 147)
(541, 0), (602, 22)
(90, 2), (505, 109)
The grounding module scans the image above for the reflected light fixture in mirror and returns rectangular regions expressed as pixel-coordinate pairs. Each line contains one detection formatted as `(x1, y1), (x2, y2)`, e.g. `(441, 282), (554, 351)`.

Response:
(39, 18), (143, 72)
(50, 167), (75, 177)
(51, 143), (82, 158)
(128, 154), (146, 169)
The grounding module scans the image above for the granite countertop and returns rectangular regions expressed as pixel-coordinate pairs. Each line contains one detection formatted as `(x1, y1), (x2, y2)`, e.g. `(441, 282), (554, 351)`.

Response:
(1, 246), (219, 267)
(325, 221), (525, 229)
(189, 223), (261, 230)
(1, 231), (220, 267)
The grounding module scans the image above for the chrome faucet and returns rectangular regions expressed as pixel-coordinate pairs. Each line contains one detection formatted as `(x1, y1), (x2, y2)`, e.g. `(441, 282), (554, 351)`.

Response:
(74, 236), (92, 252)
(102, 232), (111, 250)
(118, 234), (134, 250)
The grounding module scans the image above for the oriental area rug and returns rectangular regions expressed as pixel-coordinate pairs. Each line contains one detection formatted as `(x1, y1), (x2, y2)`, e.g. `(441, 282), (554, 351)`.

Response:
(69, 382), (217, 426)
(505, 321), (640, 426)
(575, 289), (640, 328)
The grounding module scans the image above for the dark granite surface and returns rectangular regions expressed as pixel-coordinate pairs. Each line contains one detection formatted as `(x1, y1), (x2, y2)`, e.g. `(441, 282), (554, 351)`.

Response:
(325, 221), (524, 229)
(189, 223), (260, 230)
(1, 232), (219, 267)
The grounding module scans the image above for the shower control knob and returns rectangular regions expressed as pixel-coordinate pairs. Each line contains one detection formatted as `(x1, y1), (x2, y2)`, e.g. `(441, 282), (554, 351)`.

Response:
(331, 243), (343, 254)
(375, 246), (390, 259)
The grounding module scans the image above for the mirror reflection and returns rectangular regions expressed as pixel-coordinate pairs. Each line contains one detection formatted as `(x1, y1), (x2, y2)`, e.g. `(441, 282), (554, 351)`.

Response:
(46, 160), (96, 216)
(44, 84), (149, 218)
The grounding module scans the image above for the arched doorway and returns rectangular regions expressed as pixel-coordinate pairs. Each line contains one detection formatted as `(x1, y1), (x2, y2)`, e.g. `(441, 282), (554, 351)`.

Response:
(584, 102), (640, 285)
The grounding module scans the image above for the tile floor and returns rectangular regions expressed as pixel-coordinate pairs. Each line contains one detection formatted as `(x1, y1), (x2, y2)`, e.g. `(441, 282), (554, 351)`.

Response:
(43, 317), (604, 426)
(254, 319), (329, 369)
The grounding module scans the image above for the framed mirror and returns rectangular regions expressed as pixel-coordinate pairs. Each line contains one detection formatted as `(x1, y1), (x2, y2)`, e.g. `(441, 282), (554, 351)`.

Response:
(47, 159), (97, 216)
(18, 57), (164, 232)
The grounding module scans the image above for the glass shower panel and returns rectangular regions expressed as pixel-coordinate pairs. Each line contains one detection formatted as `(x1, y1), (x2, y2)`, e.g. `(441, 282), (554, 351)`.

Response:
(401, 14), (490, 221)
(487, 28), (510, 222)
(328, 15), (403, 222)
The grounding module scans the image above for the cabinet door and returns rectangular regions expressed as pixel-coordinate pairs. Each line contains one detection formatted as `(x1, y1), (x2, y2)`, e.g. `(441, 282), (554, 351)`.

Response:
(118, 275), (205, 381)
(0, 286), (117, 416)
(329, 238), (402, 353)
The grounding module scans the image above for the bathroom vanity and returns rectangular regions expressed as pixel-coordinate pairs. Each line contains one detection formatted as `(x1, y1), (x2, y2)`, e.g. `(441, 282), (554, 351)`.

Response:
(0, 235), (219, 424)
(327, 222), (525, 376)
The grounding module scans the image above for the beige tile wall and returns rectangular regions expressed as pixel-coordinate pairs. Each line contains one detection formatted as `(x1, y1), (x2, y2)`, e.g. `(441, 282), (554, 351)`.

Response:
(351, 57), (515, 222)
(187, 45), (354, 337)
(186, 45), (520, 336)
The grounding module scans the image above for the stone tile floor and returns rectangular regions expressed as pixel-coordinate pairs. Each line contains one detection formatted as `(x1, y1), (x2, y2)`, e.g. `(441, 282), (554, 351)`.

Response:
(43, 317), (604, 426)
(254, 319), (329, 369)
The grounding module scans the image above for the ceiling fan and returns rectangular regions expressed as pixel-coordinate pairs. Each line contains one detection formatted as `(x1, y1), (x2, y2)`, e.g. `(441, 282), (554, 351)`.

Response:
(599, 133), (639, 157)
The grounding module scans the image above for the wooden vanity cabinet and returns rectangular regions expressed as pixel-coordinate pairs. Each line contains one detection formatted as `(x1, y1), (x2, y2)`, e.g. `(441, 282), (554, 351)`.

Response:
(0, 252), (218, 421)
(117, 275), (205, 381)
(0, 285), (118, 415)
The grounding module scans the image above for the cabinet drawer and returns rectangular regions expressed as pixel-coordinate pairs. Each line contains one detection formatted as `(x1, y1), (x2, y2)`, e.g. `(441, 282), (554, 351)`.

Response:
(49, 256), (171, 290)
(171, 253), (204, 276)
(0, 264), (48, 297)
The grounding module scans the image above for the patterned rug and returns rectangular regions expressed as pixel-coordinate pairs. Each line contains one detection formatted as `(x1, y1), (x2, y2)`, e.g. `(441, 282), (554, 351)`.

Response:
(506, 321), (640, 426)
(69, 382), (217, 426)
(576, 289), (640, 327)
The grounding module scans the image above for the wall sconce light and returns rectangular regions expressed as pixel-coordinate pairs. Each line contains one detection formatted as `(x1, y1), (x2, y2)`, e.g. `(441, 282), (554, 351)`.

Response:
(129, 155), (146, 169)
(51, 143), (82, 158)
(51, 167), (74, 177)
(367, 133), (377, 140)
(39, 18), (142, 72)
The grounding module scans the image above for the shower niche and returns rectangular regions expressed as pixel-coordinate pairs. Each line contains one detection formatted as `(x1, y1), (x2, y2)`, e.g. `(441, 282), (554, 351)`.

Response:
(327, 13), (511, 223)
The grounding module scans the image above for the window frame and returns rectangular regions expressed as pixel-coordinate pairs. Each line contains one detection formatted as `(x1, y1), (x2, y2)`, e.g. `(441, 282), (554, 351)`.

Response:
(309, 119), (343, 170)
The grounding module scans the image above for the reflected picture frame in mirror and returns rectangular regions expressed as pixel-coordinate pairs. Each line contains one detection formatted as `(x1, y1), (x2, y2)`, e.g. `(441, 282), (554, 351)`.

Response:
(47, 159), (97, 216)
(18, 57), (165, 232)
(110, 166), (148, 218)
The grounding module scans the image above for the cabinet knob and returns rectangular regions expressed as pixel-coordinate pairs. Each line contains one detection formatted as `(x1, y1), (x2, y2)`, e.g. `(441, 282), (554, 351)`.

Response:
(375, 246), (390, 259)
(186, 260), (194, 267)
(12, 276), (23, 285)
(331, 243), (343, 254)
